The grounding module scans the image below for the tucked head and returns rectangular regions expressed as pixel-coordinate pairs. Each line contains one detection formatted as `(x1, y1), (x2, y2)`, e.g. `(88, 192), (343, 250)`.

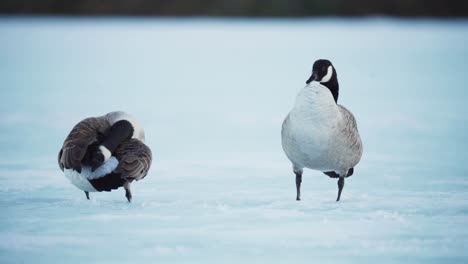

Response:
(306, 59), (335, 84)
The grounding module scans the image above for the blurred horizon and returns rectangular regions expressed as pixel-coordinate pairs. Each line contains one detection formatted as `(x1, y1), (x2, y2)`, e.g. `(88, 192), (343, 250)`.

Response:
(1, 0), (468, 18)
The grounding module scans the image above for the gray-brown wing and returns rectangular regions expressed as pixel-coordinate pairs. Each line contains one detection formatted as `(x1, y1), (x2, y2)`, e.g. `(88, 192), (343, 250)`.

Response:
(338, 105), (363, 161)
(59, 117), (110, 171)
(113, 139), (152, 181)
(58, 148), (64, 171)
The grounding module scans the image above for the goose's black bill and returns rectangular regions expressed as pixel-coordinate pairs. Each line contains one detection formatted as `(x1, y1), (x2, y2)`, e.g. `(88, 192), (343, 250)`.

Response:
(306, 72), (318, 84)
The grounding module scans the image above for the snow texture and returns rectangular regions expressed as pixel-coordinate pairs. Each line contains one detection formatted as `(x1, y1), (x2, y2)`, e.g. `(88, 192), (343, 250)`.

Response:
(1, 17), (468, 263)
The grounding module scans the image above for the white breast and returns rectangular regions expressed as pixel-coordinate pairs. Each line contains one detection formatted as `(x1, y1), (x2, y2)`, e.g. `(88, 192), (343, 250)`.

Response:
(281, 82), (341, 171)
(63, 157), (119, 192)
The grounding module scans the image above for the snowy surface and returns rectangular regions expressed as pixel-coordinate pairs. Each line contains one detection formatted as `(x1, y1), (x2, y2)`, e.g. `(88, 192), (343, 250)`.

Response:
(1, 17), (468, 263)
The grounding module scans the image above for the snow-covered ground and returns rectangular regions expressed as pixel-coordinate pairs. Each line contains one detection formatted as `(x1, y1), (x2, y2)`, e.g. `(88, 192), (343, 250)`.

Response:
(1, 17), (468, 263)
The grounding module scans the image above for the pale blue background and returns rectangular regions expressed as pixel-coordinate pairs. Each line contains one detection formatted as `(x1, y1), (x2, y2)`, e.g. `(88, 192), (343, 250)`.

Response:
(1, 17), (467, 263)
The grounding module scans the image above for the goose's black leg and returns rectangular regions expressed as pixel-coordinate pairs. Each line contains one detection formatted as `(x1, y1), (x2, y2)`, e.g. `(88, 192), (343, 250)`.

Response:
(124, 182), (132, 203)
(295, 171), (302, 201)
(336, 177), (345, 202)
(84, 191), (90, 200)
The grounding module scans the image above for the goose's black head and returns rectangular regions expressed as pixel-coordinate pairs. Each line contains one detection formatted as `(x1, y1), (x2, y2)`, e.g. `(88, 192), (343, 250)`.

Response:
(306, 59), (339, 103)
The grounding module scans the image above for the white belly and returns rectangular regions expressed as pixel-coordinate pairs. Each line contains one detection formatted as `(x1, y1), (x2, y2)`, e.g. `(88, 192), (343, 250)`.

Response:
(282, 115), (337, 171)
(63, 157), (119, 192)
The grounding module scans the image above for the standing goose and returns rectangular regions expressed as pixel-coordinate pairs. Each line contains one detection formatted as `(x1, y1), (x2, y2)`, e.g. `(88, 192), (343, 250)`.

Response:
(58, 111), (152, 202)
(281, 59), (362, 201)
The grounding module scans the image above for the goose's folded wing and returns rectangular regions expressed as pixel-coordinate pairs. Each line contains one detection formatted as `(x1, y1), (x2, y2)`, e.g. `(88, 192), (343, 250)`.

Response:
(113, 139), (152, 181)
(58, 148), (64, 171)
(60, 117), (109, 171)
(338, 105), (363, 157)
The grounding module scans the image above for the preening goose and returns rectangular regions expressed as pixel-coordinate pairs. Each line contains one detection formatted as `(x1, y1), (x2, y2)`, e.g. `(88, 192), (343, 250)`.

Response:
(281, 59), (363, 201)
(58, 111), (152, 202)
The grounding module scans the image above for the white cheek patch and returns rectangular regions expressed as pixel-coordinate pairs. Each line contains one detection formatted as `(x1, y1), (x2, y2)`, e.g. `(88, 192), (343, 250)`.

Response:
(99, 145), (112, 162)
(320, 66), (333, 83)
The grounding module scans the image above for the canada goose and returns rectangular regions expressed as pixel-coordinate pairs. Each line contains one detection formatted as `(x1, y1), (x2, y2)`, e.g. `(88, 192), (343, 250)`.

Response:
(281, 59), (363, 201)
(58, 111), (152, 202)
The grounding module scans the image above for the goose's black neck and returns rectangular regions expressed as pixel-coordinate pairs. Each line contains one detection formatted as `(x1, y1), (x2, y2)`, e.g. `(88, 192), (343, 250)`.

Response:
(101, 120), (134, 152)
(321, 74), (339, 103)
